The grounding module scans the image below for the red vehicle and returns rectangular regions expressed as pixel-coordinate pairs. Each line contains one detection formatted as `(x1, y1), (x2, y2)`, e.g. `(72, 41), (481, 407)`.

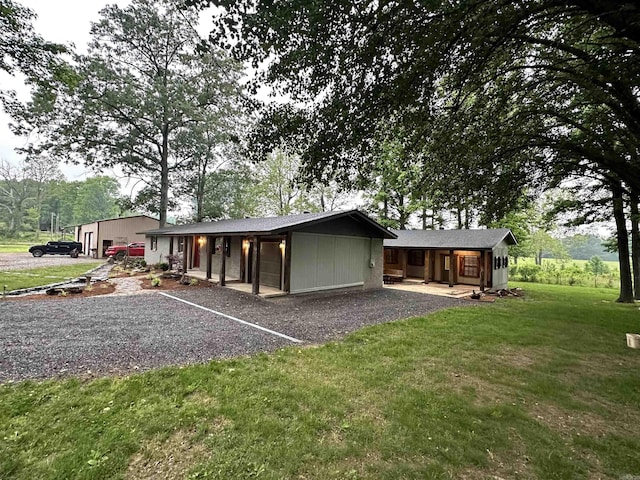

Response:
(105, 242), (145, 259)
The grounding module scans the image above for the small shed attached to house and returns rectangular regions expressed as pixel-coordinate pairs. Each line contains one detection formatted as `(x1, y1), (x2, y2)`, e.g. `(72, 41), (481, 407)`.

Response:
(142, 210), (396, 296)
(74, 215), (160, 258)
(383, 228), (517, 290)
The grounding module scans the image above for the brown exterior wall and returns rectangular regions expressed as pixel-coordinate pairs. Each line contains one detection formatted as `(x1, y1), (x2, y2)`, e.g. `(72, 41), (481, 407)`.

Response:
(75, 216), (160, 258)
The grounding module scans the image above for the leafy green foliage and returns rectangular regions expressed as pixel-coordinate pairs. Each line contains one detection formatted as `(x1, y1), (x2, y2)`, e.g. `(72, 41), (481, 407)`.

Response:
(0, 0), (68, 93)
(0, 171), (128, 238)
(72, 177), (119, 224)
(563, 235), (618, 261)
(361, 140), (424, 229)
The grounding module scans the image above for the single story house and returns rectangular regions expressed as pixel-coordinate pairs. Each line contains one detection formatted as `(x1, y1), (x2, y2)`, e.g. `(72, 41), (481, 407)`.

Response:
(142, 210), (397, 295)
(74, 215), (160, 258)
(383, 228), (517, 290)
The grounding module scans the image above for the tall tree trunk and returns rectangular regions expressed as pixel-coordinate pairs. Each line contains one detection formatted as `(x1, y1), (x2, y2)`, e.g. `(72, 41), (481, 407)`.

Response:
(631, 191), (640, 300)
(159, 129), (170, 227)
(612, 181), (634, 303)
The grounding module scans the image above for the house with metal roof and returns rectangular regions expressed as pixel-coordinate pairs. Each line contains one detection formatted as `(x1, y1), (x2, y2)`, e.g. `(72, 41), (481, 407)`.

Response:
(142, 210), (396, 296)
(383, 228), (517, 290)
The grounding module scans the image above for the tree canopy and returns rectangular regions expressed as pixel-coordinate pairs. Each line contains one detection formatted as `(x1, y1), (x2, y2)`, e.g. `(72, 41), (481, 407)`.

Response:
(18, 0), (245, 227)
(189, 0), (639, 301)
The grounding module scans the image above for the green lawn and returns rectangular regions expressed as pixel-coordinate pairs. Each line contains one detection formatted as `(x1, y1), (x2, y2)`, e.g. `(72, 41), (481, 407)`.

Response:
(0, 243), (33, 254)
(0, 263), (101, 291)
(1, 284), (639, 479)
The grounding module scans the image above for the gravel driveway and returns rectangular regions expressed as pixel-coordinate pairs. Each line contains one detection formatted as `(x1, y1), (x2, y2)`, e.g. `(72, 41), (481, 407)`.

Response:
(0, 287), (468, 382)
(0, 252), (102, 272)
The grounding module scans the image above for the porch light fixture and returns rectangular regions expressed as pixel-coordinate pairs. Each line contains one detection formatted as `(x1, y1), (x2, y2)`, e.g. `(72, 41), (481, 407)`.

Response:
(279, 239), (286, 251)
(198, 237), (206, 247)
(242, 239), (249, 252)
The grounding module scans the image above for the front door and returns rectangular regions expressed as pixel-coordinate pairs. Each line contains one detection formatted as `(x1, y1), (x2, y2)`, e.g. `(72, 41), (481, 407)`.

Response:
(193, 236), (200, 268)
(259, 241), (282, 289)
(441, 254), (450, 282)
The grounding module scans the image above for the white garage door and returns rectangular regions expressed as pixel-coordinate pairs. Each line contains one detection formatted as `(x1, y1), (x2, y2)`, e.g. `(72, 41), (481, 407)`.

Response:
(289, 232), (368, 294)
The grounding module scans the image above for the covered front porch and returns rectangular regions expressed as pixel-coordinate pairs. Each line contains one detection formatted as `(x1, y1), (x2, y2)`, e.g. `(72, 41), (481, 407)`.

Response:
(185, 269), (287, 298)
(383, 247), (493, 290)
(176, 233), (290, 296)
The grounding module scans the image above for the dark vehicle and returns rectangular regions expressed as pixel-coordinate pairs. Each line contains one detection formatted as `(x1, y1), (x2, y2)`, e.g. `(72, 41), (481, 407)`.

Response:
(29, 241), (83, 258)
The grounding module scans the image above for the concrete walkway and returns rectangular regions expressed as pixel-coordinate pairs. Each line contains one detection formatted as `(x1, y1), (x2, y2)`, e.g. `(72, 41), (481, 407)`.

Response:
(384, 278), (476, 298)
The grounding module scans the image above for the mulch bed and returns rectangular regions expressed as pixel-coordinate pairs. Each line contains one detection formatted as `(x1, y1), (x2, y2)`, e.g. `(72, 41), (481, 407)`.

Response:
(4, 281), (117, 301)
(140, 275), (214, 291)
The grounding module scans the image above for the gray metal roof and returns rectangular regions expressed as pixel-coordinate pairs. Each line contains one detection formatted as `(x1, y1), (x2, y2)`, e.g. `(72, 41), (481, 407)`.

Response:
(141, 210), (397, 239)
(384, 228), (517, 250)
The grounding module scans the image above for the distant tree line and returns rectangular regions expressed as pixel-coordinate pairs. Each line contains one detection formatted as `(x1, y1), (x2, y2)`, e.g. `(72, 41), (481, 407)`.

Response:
(0, 158), (122, 238)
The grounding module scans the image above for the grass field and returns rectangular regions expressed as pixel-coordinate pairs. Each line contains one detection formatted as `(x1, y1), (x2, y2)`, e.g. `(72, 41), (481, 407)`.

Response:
(516, 256), (620, 270)
(1, 283), (639, 479)
(0, 264), (101, 291)
(0, 243), (33, 254)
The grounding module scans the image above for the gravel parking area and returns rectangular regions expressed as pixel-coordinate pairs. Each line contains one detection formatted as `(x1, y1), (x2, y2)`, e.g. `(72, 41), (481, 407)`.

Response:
(0, 252), (102, 271)
(0, 287), (468, 382)
(168, 287), (469, 344)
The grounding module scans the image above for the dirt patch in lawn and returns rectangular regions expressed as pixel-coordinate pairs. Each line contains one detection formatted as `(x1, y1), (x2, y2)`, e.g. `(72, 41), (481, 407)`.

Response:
(126, 429), (210, 480)
(491, 346), (552, 370)
(528, 401), (620, 438)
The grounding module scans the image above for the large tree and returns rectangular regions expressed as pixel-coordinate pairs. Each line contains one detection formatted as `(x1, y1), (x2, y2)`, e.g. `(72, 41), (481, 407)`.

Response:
(191, 0), (639, 301)
(20, 0), (244, 227)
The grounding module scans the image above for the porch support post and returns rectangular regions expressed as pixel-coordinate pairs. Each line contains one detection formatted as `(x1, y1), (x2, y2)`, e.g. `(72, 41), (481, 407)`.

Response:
(189, 236), (194, 269)
(205, 236), (213, 280)
(219, 236), (227, 286)
(252, 236), (261, 295)
(182, 236), (188, 273)
(449, 249), (454, 287)
(401, 249), (407, 278)
(479, 251), (485, 292)
(283, 232), (292, 293)
(424, 250), (430, 284)
(180, 236), (189, 283)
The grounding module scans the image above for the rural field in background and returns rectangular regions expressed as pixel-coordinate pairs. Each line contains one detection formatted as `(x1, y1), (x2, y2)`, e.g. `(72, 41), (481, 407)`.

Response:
(510, 257), (620, 289)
